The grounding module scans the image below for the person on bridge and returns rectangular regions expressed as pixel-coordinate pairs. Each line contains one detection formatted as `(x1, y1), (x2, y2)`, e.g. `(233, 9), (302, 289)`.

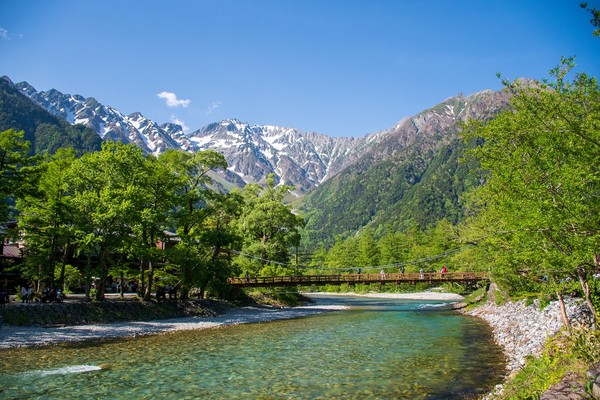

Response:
(441, 266), (447, 276)
(380, 269), (386, 280)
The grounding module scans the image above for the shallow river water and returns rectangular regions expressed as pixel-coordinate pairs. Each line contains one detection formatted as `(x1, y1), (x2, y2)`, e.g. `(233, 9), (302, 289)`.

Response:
(0, 295), (505, 399)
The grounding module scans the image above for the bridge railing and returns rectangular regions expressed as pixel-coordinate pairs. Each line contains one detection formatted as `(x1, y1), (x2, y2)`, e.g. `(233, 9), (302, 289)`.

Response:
(228, 271), (488, 287)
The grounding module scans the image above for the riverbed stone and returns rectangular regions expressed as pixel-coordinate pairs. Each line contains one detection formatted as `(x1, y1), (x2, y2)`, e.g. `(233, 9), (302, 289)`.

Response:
(586, 363), (600, 399)
(462, 291), (597, 400)
(462, 296), (592, 374)
(539, 372), (592, 400)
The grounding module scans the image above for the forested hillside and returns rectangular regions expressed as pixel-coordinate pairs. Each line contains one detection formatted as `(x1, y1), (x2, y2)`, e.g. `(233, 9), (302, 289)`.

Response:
(0, 77), (101, 155)
(298, 89), (510, 249)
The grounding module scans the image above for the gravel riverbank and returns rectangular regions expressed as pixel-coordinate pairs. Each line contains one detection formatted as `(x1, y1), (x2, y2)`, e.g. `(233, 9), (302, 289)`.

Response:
(0, 291), (462, 349)
(461, 296), (592, 375)
(0, 303), (347, 349)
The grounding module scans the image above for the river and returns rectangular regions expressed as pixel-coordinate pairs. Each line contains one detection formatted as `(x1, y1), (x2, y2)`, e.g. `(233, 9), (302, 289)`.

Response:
(0, 294), (505, 399)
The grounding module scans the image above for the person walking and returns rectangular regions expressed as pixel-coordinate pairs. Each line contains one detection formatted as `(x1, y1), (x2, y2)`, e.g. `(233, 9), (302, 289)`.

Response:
(21, 285), (28, 303)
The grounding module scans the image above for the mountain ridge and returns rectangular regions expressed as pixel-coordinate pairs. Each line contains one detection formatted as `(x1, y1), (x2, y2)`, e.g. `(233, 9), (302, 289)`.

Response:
(297, 88), (511, 247)
(4, 75), (511, 206)
(0, 76), (102, 155)
(11, 79), (384, 194)
(1, 75), (513, 249)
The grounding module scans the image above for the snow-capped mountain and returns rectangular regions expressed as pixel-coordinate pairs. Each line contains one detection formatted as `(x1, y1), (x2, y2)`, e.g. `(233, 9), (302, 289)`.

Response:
(12, 80), (509, 197)
(15, 82), (180, 156)
(14, 81), (376, 193)
(186, 119), (371, 193)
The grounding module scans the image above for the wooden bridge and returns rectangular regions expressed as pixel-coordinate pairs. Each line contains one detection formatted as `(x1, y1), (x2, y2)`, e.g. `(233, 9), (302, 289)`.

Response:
(228, 271), (488, 288)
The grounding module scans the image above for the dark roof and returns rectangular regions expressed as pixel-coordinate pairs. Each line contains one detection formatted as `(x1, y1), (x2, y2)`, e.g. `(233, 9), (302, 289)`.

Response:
(2, 243), (23, 258)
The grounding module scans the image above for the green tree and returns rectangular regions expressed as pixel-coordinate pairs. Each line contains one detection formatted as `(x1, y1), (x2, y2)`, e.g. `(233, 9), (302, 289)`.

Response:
(357, 227), (380, 269)
(129, 153), (181, 300)
(326, 235), (359, 272)
(237, 174), (305, 276)
(17, 148), (76, 290)
(463, 59), (600, 326)
(162, 149), (230, 299)
(192, 190), (243, 298)
(68, 142), (147, 301)
(0, 129), (31, 221)
(378, 229), (406, 267)
(581, 2), (600, 36)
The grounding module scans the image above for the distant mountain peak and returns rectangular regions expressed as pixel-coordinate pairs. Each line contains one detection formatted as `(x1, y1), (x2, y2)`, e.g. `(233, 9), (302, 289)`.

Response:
(13, 81), (375, 194)
(11, 78), (510, 199)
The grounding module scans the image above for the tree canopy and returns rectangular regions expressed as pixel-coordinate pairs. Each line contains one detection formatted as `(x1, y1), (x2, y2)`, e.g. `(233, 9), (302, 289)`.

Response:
(462, 58), (600, 324)
(1, 138), (304, 300)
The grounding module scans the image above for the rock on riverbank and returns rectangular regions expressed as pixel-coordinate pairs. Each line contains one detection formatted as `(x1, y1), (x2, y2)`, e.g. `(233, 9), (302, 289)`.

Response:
(0, 299), (223, 327)
(462, 297), (592, 374)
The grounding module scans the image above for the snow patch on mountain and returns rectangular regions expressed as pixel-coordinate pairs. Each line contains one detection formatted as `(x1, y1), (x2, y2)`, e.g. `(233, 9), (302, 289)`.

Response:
(13, 79), (451, 194)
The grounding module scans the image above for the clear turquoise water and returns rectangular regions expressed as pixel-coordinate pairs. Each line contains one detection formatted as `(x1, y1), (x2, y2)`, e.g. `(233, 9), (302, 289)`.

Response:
(0, 296), (505, 399)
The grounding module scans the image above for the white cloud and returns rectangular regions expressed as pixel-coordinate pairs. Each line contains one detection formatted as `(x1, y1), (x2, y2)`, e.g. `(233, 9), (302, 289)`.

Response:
(0, 27), (23, 40)
(170, 115), (190, 133)
(206, 101), (221, 115)
(157, 91), (191, 108)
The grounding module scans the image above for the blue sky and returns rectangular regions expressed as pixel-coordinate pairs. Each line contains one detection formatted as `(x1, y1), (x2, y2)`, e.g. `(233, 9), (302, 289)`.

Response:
(1, 0), (599, 137)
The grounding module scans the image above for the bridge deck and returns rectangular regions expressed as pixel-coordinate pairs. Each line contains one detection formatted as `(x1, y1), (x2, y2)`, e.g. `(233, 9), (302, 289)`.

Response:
(228, 271), (488, 288)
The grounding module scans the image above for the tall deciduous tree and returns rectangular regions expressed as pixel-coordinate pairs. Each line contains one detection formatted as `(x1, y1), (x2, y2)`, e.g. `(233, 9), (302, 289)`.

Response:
(238, 174), (305, 276)
(378, 228), (408, 267)
(130, 153), (181, 301)
(463, 59), (600, 325)
(0, 129), (30, 221)
(163, 149), (230, 299)
(68, 142), (147, 300)
(357, 227), (380, 269)
(325, 235), (359, 272)
(17, 148), (76, 290)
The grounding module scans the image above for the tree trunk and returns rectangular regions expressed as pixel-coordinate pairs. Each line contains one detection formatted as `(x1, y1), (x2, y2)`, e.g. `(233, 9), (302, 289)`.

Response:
(58, 241), (70, 291)
(261, 235), (267, 267)
(139, 258), (145, 296)
(58, 262), (66, 292)
(95, 266), (107, 301)
(144, 259), (154, 301)
(556, 291), (572, 334)
(48, 232), (58, 288)
(577, 269), (597, 327)
(95, 252), (108, 301)
(120, 270), (125, 298)
(84, 253), (92, 301)
(179, 283), (189, 301)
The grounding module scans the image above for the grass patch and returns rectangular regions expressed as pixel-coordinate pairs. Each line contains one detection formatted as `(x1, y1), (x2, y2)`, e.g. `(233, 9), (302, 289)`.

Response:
(243, 288), (305, 307)
(497, 328), (600, 399)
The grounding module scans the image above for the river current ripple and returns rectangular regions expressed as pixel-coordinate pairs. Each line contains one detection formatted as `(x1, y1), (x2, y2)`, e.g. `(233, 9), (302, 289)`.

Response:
(0, 294), (505, 399)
